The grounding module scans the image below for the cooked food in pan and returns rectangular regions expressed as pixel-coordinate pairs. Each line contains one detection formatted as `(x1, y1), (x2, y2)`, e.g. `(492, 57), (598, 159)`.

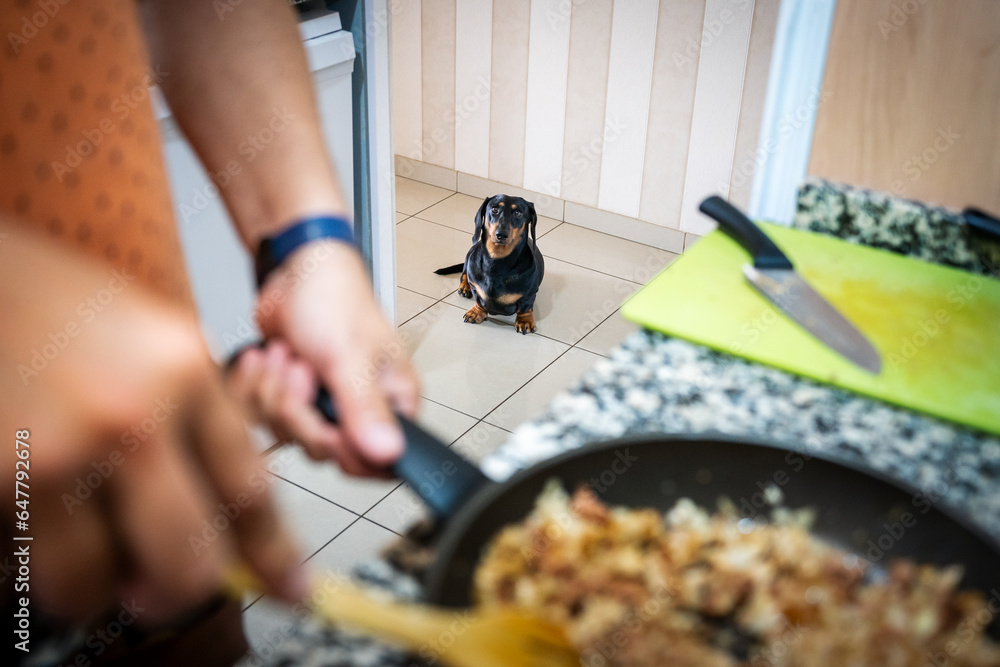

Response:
(474, 482), (1000, 666)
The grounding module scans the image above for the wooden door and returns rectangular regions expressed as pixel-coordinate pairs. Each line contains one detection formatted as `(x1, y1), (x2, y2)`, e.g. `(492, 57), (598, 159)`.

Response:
(808, 0), (1000, 213)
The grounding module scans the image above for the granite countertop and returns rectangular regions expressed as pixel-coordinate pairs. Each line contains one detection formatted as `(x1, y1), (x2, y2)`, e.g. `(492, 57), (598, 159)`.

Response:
(246, 180), (1000, 667)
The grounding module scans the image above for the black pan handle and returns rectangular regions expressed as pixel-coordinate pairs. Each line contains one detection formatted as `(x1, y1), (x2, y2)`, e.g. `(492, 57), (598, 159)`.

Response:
(699, 195), (794, 271)
(314, 387), (487, 519)
(225, 344), (486, 520)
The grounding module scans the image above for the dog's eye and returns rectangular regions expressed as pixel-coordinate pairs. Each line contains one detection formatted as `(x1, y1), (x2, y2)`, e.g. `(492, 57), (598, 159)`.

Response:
(491, 207), (499, 215)
(514, 210), (522, 217)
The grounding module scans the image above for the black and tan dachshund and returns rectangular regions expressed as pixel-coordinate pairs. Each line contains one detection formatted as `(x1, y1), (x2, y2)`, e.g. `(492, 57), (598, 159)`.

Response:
(434, 195), (544, 334)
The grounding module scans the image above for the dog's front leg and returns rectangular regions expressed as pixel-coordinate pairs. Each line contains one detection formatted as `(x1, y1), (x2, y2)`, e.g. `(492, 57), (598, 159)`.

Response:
(463, 303), (488, 324)
(514, 309), (536, 334)
(457, 272), (473, 299)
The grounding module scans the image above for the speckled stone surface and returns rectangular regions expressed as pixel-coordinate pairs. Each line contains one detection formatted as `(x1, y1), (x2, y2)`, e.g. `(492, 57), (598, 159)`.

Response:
(244, 182), (1000, 666)
(794, 177), (1000, 277)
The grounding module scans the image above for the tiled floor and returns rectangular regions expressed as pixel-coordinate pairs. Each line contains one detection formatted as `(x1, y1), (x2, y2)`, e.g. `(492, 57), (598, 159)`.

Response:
(240, 176), (679, 652)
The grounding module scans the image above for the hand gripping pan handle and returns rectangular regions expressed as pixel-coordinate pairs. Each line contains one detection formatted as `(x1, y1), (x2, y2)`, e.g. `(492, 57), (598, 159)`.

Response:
(313, 387), (488, 520)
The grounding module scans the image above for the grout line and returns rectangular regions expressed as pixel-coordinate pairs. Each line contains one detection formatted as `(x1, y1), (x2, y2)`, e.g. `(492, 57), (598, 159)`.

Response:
(268, 472), (365, 518)
(542, 254), (650, 285)
(360, 516), (405, 538)
(405, 213), (472, 237)
(302, 516), (363, 564)
(536, 221), (564, 240)
(482, 346), (575, 425)
(418, 395), (482, 424)
(479, 417), (514, 433)
(397, 189), (460, 220)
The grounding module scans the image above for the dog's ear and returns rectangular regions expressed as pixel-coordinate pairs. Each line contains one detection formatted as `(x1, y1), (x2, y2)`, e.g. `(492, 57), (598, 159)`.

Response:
(526, 201), (537, 243)
(474, 196), (491, 244)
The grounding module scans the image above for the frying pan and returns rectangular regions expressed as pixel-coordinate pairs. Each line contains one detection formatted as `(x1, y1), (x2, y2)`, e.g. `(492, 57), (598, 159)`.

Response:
(314, 391), (1000, 636)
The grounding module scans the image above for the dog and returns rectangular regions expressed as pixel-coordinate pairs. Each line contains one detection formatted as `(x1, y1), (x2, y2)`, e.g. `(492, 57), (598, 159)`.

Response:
(434, 195), (544, 334)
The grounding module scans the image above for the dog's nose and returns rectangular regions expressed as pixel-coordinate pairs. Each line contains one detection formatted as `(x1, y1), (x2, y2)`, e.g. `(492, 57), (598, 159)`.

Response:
(495, 229), (508, 242)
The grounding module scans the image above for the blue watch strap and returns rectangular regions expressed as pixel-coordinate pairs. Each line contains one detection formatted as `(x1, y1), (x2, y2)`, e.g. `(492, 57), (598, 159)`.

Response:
(255, 216), (354, 288)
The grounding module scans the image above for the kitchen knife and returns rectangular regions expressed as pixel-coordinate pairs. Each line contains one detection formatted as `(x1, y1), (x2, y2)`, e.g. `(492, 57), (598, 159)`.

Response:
(962, 207), (1000, 241)
(698, 196), (882, 374)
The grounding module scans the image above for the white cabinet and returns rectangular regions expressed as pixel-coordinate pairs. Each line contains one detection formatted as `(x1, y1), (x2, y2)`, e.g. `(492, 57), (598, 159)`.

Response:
(159, 15), (356, 359)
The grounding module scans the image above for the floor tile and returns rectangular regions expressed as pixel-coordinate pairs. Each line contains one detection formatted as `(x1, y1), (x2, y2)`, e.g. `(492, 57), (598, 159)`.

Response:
(399, 302), (569, 418)
(396, 287), (436, 325)
(241, 522), (397, 662)
(268, 446), (393, 516)
(396, 212), (407, 223)
(364, 484), (427, 535)
(540, 224), (679, 284)
(450, 421), (511, 465)
(365, 421), (511, 533)
(576, 308), (641, 357)
(395, 217), (471, 299)
(484, 348), (603, 431)
(267, 399), (476, 515)
(442, 257), (639, 345)
(416, 193), (562, 239)
(265, 473), (357, 559)
(395, 177), (454, 215)
(241, 596), (304, 662)
(249, 423), (279, 453)
(307, 517), (399, 575)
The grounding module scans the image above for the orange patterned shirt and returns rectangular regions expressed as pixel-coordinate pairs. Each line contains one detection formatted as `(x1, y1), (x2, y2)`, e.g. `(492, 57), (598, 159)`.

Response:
(1, 0), (195, 311)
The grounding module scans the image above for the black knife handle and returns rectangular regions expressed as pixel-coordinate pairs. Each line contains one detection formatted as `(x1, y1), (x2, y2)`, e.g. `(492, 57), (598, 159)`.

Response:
(962, 207), (1000, 241)
(315, 387), (488, 520)
(699, 196), (794, 270)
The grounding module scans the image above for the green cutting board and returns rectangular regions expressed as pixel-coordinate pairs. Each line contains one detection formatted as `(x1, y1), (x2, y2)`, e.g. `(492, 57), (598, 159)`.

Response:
(621, 223), (1000, 435)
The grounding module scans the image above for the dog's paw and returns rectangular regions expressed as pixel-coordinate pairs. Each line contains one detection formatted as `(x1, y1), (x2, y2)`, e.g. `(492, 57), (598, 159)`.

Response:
(463, 305), (487, 324)
(515, 312), (536, 334)
(457, 286), (472, 299)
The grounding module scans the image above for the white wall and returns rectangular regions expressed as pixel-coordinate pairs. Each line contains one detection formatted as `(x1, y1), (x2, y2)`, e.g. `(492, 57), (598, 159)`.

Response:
(391, 0), (781, 244)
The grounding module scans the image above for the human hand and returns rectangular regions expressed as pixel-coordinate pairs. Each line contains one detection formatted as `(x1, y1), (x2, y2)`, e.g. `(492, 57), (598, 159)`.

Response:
(232, 241), (419, 477)
(0, 226), (306, 624)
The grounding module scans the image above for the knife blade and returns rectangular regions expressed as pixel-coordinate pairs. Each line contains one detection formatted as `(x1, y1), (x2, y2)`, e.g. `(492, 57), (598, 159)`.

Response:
(698, 196), (882, 374)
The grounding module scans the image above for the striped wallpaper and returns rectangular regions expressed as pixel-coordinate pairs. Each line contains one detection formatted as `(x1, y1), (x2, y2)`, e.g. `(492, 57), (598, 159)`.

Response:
(391, 0), (780, 239)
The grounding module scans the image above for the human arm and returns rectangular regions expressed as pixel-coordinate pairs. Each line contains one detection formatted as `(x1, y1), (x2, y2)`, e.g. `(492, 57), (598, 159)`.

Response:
(138, 0), (418, 474)
(0, 222), (305, 622)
